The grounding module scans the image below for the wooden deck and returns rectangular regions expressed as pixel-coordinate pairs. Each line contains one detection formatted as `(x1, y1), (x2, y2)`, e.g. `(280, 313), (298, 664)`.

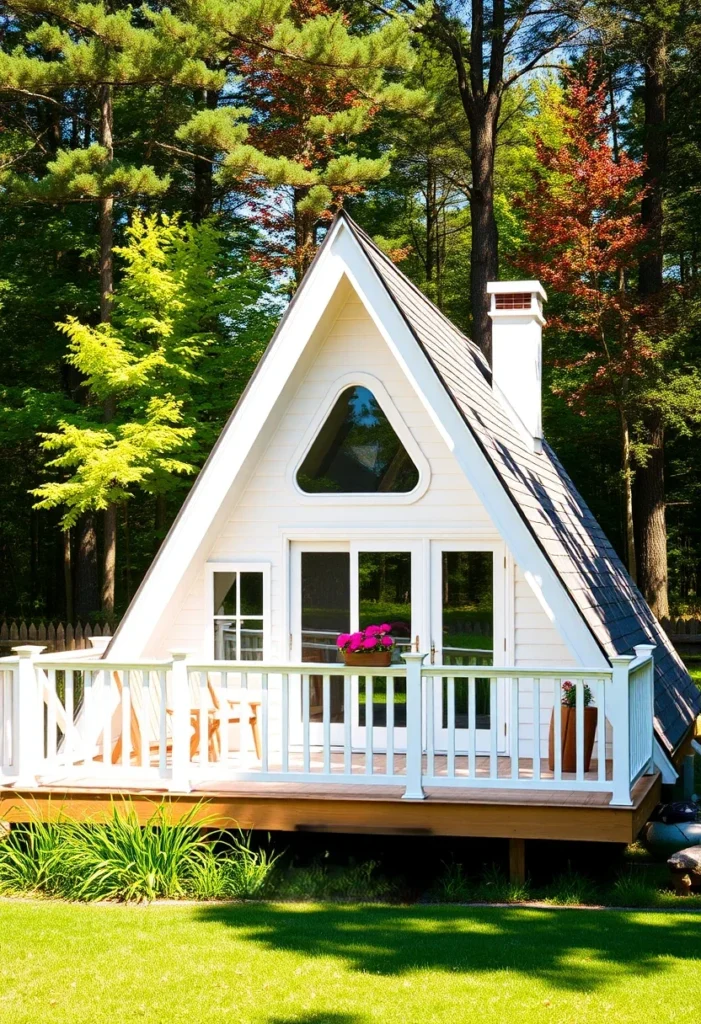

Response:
(0, 758), (660, 844)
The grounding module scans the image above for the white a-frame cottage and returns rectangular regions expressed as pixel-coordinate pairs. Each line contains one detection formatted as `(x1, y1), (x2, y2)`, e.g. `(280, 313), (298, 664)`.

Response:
(2, 213), (698, 860)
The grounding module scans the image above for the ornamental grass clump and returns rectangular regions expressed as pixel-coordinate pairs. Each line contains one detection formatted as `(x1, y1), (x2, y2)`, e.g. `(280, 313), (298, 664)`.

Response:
(0, 803), (278, 902)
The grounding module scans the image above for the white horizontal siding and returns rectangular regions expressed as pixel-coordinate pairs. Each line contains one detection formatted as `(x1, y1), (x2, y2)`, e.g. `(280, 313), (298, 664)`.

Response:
(149, 283), (581, 762)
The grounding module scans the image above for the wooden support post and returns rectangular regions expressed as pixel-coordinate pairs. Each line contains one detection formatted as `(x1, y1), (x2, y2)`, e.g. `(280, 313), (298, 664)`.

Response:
(509, 838), (526, 885)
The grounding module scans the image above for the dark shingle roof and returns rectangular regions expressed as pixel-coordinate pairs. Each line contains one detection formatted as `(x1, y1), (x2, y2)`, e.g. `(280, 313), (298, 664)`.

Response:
(344, 213), (700, 754)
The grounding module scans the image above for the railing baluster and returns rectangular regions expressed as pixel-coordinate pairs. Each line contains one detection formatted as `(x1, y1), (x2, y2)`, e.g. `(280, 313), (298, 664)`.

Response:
(239, 672), (249, 770)
(596, 677), (606, 783)
(302, 674), (310, 773)
(218, 672), (229, 768)
(532, 678), (541, 782)
(261, 672), (269, 773)
(198, 671), (208, 768)
(281, 673), (289, 774)
(140, 670), (149, 769)
(344, 675), (352, 775)
(575, 678), (584, 782)
(46, 669), (57, 764)
(553, 678), (562, 781)
(511, 677), (519, 781)
(468, 675), (476, 779)
(489, 678), (498, 779)
(447, 677), (455, 779)
(102, 670), (112, 769)
(84, 669), (95, 767)
(386, 675), (394, 778)
(322, 674), (331, 774)
(425, 675), (435, 779)
(158, 669), (167, 777)
(365, 675), (374, 776)
(65, 669), (75, 764)
(121, 671), (130, 768)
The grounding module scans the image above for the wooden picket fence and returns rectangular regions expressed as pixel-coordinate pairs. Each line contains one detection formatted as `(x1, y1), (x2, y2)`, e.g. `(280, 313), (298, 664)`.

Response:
(662, 617), (701, 645)
(0, 619), (115, 654)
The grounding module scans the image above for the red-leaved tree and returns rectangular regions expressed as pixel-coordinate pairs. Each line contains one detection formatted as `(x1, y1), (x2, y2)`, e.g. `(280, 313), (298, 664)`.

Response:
(518, 66), (651, 581)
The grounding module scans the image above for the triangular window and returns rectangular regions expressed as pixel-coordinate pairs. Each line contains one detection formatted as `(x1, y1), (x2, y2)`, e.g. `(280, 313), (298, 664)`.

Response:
(297, 386), (420, 494)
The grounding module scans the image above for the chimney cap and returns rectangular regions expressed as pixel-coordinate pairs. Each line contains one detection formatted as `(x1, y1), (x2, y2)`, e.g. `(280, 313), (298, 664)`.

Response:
(487, 280), (547, 301)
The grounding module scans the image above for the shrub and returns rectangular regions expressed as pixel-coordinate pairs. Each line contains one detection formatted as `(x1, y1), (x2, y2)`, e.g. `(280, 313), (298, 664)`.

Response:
(273, 858), (396, 901)
(473, 863), (531, 903)
(608, 869), (662, 908)
(428, 862), (474, 903)
(541, 867), (599, 906)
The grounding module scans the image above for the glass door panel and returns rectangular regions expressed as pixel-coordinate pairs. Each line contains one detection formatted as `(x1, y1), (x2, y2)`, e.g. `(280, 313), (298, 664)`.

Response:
(432, 548), (504, 754)
(300, 551), (348, 730)
(357, 551), (411, 730)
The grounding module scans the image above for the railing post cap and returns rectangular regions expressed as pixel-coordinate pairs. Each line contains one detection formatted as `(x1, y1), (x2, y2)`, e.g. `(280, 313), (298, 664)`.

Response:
(12, 644), (46, 658)
(633, 643), (656, 655)
(401, 651), (427, 663)
(169, 649), (193, 661)
(609, 654), (635, 667)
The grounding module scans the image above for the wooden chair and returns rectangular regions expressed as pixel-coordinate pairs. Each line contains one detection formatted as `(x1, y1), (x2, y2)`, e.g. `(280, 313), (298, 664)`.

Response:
(168, 679), (262, 763)
(206, 679), (262, 761)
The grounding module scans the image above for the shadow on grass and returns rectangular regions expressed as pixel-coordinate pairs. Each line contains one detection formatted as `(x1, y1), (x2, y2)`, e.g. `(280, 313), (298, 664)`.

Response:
(196, 902), (701, 993)
(267, 1017), (363, 1024)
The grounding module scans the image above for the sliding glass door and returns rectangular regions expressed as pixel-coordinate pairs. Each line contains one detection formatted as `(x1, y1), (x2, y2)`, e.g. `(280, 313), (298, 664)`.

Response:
(290, 542), (421, 751)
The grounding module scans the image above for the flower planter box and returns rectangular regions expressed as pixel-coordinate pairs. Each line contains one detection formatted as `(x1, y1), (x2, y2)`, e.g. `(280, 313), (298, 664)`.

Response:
(548, 705), (598, 774)
(343, 650), (393, 668)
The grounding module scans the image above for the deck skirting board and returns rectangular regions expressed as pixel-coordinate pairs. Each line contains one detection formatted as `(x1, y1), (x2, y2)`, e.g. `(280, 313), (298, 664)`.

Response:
(0, 772), (660, 844)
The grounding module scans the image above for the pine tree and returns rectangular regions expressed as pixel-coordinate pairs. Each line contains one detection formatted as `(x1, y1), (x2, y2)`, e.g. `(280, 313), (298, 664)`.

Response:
(174, 0), (423, 280)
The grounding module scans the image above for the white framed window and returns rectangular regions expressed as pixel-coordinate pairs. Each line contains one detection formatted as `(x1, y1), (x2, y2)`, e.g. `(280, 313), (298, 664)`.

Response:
(205, 562), (271, 661)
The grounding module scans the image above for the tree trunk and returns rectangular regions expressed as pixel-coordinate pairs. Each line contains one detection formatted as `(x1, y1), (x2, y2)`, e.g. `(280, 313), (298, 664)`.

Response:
(99, 83), (117, 616)
(636, 31), (669, 616)
(634, 410), (668, 618)
(193, 89), (218, 223)
(75, 514), (99, 618)
(63, 529), (73, 622)
(469, 105), (499, 363)
(619, 405), (637, 583)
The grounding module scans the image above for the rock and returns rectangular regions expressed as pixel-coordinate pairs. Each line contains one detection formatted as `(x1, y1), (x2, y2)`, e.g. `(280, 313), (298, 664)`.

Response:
(641, 821), (701, 859)
(668, 846), (701, 895)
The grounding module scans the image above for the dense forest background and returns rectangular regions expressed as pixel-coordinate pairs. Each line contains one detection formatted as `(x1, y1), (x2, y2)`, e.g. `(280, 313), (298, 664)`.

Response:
(1, 0), (700, 625)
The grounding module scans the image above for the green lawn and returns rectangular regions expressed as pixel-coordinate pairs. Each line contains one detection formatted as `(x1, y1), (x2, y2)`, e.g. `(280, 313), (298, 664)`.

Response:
(1, 901), (699, 1024)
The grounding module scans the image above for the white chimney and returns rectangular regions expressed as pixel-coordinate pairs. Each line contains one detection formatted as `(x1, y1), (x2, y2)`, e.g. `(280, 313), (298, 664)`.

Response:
(487, 280), (547, 454)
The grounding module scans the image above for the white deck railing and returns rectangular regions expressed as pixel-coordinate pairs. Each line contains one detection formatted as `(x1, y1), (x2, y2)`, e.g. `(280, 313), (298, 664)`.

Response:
(0, 644), (656, 806)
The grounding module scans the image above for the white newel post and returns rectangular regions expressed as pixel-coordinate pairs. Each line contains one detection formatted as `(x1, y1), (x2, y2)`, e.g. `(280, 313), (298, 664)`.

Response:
(402, 652), (426, 800)
(12, 645), (46, 784)
(609, 655), (634, 806)
(634, 643), (656, 774)
(169, 651), (191, 792)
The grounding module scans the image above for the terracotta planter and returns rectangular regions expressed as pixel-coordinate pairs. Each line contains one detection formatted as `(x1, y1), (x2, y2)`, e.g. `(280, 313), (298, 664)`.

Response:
(343, 649), (393, 668)
(548, 705), (598, 774)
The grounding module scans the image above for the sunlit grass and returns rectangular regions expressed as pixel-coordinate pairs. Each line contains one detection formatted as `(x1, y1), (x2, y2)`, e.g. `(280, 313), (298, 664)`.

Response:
(0, 902), (699, 1024)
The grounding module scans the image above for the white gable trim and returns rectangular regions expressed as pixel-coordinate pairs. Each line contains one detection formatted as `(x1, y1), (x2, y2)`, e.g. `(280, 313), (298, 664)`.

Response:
(288, 370), (431, 504)
(110, 218), (606, 667)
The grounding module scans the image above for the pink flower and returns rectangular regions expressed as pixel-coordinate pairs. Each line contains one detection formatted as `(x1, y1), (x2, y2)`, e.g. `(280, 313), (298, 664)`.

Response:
(380, 636), (394, 647)
(364, 625), (382, 636)
(336, 633), (351, 649)
(348, 632), (364, 651)
(378, 624), (391, 632)
(362, 636), (378, 649)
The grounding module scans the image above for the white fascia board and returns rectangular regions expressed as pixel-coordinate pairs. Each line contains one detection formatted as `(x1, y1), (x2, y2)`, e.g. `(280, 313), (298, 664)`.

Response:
(109, 220), (349, 658)
(333, 227), (606, 668)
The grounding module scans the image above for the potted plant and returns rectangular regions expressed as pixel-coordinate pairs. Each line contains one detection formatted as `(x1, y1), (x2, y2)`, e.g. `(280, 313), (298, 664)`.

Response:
(337, 625), (395, 667)
(548, 681), (598, 774)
